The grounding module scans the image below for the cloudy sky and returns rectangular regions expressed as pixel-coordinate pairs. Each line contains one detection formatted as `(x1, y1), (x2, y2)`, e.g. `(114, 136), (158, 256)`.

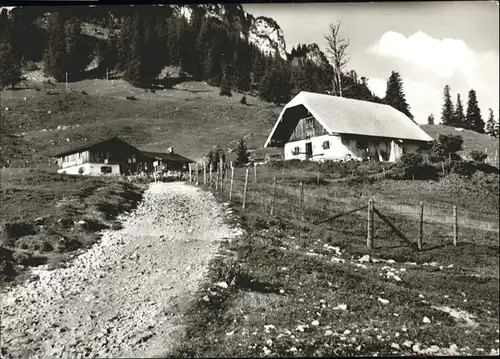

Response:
(244, 1), (499, 124)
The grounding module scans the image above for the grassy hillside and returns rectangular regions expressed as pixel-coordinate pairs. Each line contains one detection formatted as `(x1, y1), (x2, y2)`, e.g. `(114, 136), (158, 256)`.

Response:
(1, 78), (280, 168)
(421, 124), (499, 166)
(0, 168), (145, 285)
(168, 172), (499, 357)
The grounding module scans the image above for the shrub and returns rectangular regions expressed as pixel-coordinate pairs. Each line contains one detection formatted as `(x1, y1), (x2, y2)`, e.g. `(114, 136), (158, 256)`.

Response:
(126, 96), (137, 101)
(449, 160), (476, 178)
(392, 153), (438, 180)
(240, 95), (247, 105)
(469, 150), (488, 164)
(431, 134), (464, 159)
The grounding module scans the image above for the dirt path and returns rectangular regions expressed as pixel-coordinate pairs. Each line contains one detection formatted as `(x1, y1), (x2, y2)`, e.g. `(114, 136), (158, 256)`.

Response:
(1, 182), (242, 359)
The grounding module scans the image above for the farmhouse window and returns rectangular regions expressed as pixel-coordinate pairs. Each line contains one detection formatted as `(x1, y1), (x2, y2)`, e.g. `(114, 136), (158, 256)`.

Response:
(100, 166), (112, 173)
(305, 117), (314, 126)
(322, 141), (330, 149)
(292, 146), (300, 155)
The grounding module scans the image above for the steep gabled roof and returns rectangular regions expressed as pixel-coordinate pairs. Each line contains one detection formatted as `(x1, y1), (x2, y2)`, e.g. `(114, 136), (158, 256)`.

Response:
(265, 91), (434, 147)
(54, 136), (142, 157)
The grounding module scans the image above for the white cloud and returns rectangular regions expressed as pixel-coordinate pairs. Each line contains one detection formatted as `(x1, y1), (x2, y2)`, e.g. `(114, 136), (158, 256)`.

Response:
(368, 31), (499, 125)
(370, 31), (499, 95)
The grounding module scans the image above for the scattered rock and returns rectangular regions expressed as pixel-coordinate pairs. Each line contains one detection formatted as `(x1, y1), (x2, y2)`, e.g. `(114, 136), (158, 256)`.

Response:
(378, 297), (390, 305)
(215, 281), (228, 289)
(423, 316), (431, 324)
(403, 340), (413, 348)
(391, 343), (400, 350)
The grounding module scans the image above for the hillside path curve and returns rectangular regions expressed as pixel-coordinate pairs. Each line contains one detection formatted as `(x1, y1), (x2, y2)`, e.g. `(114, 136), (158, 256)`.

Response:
(1, 182), (241, 359)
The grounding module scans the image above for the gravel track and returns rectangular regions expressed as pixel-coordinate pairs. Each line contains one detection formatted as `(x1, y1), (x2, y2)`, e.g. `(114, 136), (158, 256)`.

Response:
(1, 182), (241, 359)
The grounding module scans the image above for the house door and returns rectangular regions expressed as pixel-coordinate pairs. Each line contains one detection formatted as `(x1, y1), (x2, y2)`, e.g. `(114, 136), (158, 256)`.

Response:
(305, 142), (313, 159)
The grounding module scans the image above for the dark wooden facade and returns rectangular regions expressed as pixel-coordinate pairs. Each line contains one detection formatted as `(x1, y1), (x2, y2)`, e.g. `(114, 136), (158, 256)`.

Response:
(289, 116), (328, 142)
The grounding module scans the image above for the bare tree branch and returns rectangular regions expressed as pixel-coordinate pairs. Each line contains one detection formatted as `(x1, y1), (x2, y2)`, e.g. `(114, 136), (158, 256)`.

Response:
(324, 20), (349, 97)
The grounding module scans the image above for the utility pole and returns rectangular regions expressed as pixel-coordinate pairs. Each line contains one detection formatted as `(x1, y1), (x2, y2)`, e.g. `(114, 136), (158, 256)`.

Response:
(65, 72), (68, 93)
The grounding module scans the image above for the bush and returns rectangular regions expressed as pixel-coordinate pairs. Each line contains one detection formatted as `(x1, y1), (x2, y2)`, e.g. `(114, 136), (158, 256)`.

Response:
(392, 153), (438, 180)
(126, 96), (137, 101)
(431, 134), (464, 159)
(449, 160), (477, 178)
(470, 150), (488, 164)
(240, 95), (247, 105)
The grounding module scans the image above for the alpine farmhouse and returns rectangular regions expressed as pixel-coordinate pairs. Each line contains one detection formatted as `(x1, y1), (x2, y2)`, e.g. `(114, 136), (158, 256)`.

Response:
(264, 91), (434, 162)
(54, 137), (193, 175)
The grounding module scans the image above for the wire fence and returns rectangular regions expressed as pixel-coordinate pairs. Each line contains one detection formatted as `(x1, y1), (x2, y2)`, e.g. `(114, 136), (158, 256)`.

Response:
(188, 162), (499, 250)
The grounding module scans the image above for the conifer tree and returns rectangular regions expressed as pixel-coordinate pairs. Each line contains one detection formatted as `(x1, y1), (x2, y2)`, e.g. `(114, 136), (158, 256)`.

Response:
(464, 89), (484, 133)
(123, 14), (144, 85)
(234, 138), (249, 166)
(117, 14), (134, 71)
(453, 93), (465, 127)
(0, 41), (21, 89)
(384, 71), (413, 120)
(485, 108), (496, 136)
(441, 85), (454, 126)
(219, 62), (232, 97)
(427, 114), (435, 125)
(65, 17), (87, 79)
(43, 13), (67, 81)
(0, 9), (9, 43)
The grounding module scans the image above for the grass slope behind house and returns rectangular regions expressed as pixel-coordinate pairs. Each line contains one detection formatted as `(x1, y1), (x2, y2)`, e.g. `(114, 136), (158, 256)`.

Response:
(168, 175), (499, 357)
(0, 168), (146, 286)
(1, 79), (280, 168)
(421, 124), (499, 163)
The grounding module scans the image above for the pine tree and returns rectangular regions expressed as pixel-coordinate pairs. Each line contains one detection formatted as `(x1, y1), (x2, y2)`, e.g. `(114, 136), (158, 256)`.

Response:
(427, 114), (435, 125)
(234, 138), (249, 166)
(441, 85), (454, 126)
(0, 41), (21, 89)
(117, 14), (134, 71)
(43, 13), (67, 82)
(123, 14), (144, 85)
(258, 66), (276, 103)
(65, 17), (87, 79)
(464, 89), (484, 133)
(0, 9), (9, 43)
(219, 62), (232, 97)
(384, 71), (414, 120)
(452, 93), (465, 127)
(252, 51), (266, 89)
(485, 108), (496, 136)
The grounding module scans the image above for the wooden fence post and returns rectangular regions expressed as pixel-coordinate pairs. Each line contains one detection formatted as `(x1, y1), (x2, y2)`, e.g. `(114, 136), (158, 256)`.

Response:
(215, 165), (219, 191)
(253, 163), (257, 183)
(188, 163), (192, 183)
(453, 205), (458, 246)
(299, 181), (304, 221)
(316, 171), (320, 185)
(367, 197), (374, 249)
(203, 161), (206, 185)
(220, 158), (224, 194)
(229, 165), (234, 201)
(418, 201), (424, 251)
(270, 176), (277, 215)
(281, 167), (284, 182)
(242, 167), (249, 209)
(209, 163), (213, 189)
(195, 162), (199, 185)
